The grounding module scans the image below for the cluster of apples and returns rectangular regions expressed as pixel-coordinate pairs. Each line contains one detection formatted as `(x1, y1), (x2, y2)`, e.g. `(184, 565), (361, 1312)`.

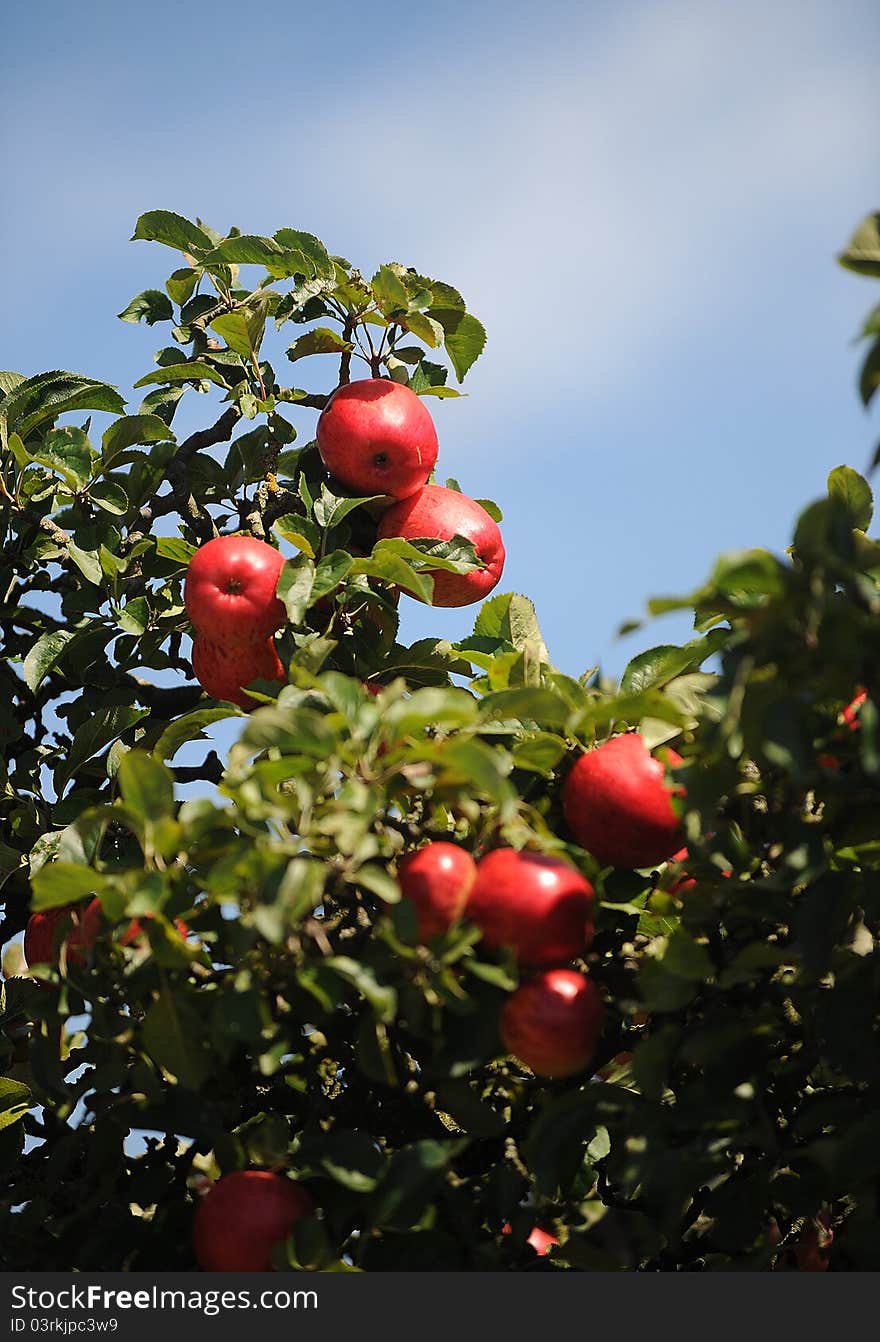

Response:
(397, 731), (685, 1080)
(317, 379), (506, 607)
(183, 379), (505, 708)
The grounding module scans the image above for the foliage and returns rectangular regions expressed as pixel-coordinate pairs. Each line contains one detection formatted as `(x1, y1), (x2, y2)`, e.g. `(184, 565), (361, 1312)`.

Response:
(1, 210), (880, 1270)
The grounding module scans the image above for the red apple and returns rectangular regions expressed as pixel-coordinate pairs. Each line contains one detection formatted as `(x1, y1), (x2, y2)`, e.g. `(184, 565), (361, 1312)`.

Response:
(502, 1222), (559, 1256)
(192, 1170), (314, 1272)
(316, 379), (438, 499)
(500, 969), (603, 1078)
(377, 484), (505, 607)
(24, 904), (97, 970)
(397, 842), (476, 940)
(842, 688), (867, 729)
(25, 900), (187, 971)
(467, 849), (594, 967)
(185, 535), (285, 646)
(563, 734), (684, 869)
(192, 634), (285, 710)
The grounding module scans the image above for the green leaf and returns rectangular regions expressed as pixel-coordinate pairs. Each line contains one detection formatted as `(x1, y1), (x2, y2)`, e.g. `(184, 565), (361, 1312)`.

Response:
(313, 550), (354, 600)
(89, 479), (129, 515)
(117, 596), (150, 635)
(30, 863), (106, 910)
(118, 752), (175, 822)
(155, 536), (197, 566)
(131, 210), (214, 257)
(707, 549), (785, 603)
(166, 268), (199, 305)
(68, 542), (102, 586)
(858, 339), (880, 408)
(33, 426), (94, 489)
(277, 555), (316, 624)
(827, 465), (873, 529)
(212, 299), (269, 360)
(142, 990), (211, 1089)
(154, 708), (240, 761)
(324, 957), (397, 1022)
(102, 414), (174, 459)
(479, 687), (570, 729)
(0, 371), (26, 400)
(350, 549), (434, 604)
(7, 431), (31, 468)
(0, 371), (125, 441)
(473, 592), (549, 658)
(399, 311), (444, 348)
(133, 361), (228, 390)
(838, 212), (880, 277)
(371, 266), (410, 317)
(117, 289), (174, 325)
(0, 1079), (32, 1131)
(431, 310), (486, 381)
(660, 928), (714, 980)
(56, 706), (150, 792)
(273, 514), (319, 558)
(354, 865), (401, 905)
(511, 732), (568, 773)
(473, 498), (503, 523)
(621, 631), (728, 696)
(22, 630), (74, 691)
(287, 328), (354, 363)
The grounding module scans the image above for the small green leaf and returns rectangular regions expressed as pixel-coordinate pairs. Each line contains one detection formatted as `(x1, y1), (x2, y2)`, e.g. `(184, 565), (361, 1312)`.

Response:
(371, 266), (410, 317)
(324, 957), (397, 1022)
(131, 211), (214, 257)
(31, 863), (106, 910)
(33, 426), (94, 489)
(56, 706), (150, 792)
(134, 361), (229, 390)
(166, 268), (199, 305)
(23, 631), (73, 691)
(117, 596), (150, 635)
(827, 465), (873, 530)
(102, 414), (174, 459)
(117, 290), (175, 325)
(155, 537), (197, 565)
(273, 514), (319, 558)
(142, 990), (211, 1089)
(287, 328), (354, 363)
(277, 555), (316, 624)
(154, 708), (240, 761)
(118, 752), (175, 821)
(431, 310), (486, 381)
(68, 543), (102, 586)
(0, 1079), (32, 1131)
(89, 479), (129, 515)
(838, 212), (880, 277)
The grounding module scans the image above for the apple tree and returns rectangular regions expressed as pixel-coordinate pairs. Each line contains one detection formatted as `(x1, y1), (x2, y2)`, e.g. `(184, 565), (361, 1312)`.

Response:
(2, 208), (880, 1271)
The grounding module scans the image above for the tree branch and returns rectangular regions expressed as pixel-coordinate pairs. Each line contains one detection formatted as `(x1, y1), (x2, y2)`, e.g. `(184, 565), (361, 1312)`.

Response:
(127, 407), (241, 548)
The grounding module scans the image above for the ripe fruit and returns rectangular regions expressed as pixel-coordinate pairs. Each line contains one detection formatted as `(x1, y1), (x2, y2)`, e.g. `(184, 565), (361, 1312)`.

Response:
(192, 634), (285, 710)
(24, 903), (98, 969)
(502, 1222), (558, 1256)
(500, 969), (603, 1078)
(467, 849), (594, 966)
(377, 484), (505, 607)
(316, 379), (438, 499)
(185, 535), (286, 646)
(563, 734), (684, 869)
(24, 900), (187, 971)
(397, 842), (476, 940)
(842, 688), (867, 728)
(192, 1170), (314, 1272)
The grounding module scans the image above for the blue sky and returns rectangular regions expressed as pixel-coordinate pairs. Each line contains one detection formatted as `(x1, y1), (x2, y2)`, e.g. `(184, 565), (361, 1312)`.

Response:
(3, 0), (879, 683)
